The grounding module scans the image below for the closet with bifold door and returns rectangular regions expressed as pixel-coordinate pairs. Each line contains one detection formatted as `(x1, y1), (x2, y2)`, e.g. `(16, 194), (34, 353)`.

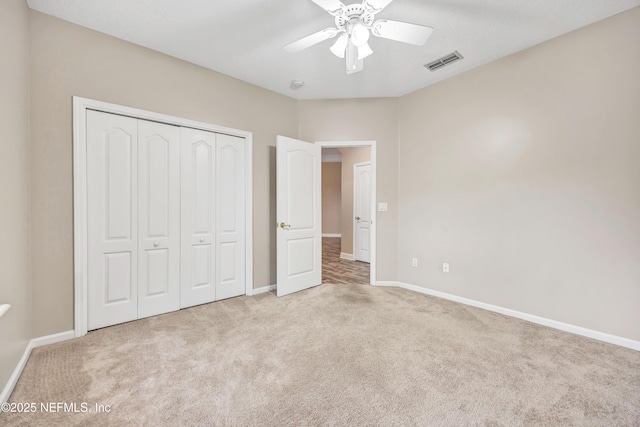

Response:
(86, 110), (245, 331)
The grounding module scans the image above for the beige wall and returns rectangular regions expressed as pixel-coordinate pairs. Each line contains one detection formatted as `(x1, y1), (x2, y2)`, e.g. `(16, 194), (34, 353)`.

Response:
(28, 10), (299, 336)
(0, 0), (32, 390)
(339, 148), (371, 255)
(298, 99), (399, 281)
(322, 162), (342, 235)
(397, 8), (640, 341)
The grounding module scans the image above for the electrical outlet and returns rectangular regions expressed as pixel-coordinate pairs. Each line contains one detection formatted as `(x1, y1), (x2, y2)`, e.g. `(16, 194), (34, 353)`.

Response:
(443, 263), (449, 273)
(411, 258), (418, 267)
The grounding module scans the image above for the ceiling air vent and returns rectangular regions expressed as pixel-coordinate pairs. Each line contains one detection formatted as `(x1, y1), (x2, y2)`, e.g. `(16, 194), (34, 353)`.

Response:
(425, 51), (463, 72)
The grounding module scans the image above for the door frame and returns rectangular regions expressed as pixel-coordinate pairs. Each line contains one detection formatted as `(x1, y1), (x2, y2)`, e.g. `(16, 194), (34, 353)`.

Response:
(353, 161), (371, 263)
(72, 96), (254, 337)
(316, 140), (377, 285)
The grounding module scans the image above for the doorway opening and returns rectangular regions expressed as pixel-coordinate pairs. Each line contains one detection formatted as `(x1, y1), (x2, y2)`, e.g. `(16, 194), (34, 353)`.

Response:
(317, 141), (376, 286)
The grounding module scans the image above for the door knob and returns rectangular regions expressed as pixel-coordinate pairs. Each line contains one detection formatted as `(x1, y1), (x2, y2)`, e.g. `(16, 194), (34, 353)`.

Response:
(153, 242), (159, 247)
(355, 216), (361, 221)
(200, 238), (205, 243)
(279, 222), (291, 229)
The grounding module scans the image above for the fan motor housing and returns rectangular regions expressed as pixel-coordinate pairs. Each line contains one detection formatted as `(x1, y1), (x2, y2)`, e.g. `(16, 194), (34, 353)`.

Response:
(335, 4), (374, 29)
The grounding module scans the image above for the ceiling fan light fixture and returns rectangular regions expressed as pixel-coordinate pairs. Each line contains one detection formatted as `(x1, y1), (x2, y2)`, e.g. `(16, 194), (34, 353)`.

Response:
(285, 0), (434, 75)
(345, 42), (364, 74)
(357, 43), (373, 60)
(350, 22), (370, 47)
(330, 33), (348, 58)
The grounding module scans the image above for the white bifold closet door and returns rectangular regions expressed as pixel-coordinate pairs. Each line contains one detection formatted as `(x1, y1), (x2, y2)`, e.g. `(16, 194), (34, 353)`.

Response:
(87, 111), (139, 330)
(180, 128), (216, 308)
(87, 111), (181, 329)
(180, 130), (245, 306)
(215, 133), (246, 301)
(87, 110), (245, 329)
(137, 120), (181, 319)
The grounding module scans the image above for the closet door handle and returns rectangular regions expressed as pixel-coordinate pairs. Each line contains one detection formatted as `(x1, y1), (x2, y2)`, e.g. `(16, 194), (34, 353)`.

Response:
(199, 238), (205, 243)
(153, 242), (159, 248)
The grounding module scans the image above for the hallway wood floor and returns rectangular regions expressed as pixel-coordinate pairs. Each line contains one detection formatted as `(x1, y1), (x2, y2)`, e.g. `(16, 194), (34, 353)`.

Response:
(322, 237), (370, 285)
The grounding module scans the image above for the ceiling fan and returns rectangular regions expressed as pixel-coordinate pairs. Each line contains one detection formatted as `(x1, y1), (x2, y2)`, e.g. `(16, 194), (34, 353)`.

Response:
(284, 0), (433, 74)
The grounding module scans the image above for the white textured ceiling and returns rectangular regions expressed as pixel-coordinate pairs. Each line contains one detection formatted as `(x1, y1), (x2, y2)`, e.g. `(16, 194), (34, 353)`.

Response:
(26, 0), (640, 100)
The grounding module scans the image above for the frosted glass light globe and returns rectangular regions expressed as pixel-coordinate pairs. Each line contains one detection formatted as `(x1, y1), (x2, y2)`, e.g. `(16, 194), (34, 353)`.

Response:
(350, 22), (370, 47)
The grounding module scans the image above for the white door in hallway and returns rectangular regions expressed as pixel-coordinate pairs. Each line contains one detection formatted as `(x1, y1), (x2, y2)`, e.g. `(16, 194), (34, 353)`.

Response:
(276, 135), (322, 297)
(354, 162), (371, 263)
(87, 111), (139, 330)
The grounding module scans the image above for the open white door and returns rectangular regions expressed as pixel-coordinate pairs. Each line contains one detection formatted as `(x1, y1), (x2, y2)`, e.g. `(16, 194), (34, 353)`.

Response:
(276, 136), (322, 297)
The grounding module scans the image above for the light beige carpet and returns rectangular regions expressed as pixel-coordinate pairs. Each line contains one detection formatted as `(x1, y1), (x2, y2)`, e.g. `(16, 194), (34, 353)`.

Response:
(3, 284), (639, 426)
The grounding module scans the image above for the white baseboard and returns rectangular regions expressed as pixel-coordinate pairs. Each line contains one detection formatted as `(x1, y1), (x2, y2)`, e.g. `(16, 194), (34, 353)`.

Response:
(1, 340), (32, 404)
(340, 252), (355, 261)
(374, 281), (640, 351)
(1, 330), (75, 403)
(322, 233), (341, 238)
(251, 284), (277, 296)
(32, 330), (76, 348)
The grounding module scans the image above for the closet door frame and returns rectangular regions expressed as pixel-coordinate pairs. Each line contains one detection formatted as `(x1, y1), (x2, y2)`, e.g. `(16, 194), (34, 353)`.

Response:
(73, 96), (254, 338)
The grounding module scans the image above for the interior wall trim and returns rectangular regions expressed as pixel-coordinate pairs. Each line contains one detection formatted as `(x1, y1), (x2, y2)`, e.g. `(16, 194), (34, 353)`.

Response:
(340, 253), (355, 261)
(374, 281), (640, 351)
(322, 233), (341, 238)
(1, 330), (75, 404)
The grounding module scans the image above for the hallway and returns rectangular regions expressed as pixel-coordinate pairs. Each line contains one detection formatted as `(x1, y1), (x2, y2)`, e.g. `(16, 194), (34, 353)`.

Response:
(322, 237), (370, 285)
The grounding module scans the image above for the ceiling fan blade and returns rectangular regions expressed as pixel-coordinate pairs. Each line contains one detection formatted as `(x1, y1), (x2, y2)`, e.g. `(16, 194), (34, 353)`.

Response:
(346, 42), (364, 74)
(330, 33), (348, 58)
(363, 0), (395, 13)
(310, 0), (345, 15)
(371, 19), (433, 46)
(284, 28), (339, 53)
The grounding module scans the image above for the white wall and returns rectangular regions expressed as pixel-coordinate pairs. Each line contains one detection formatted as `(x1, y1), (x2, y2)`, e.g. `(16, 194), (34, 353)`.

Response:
(397, 7), (640, 341)
(0, 0), (32, 391)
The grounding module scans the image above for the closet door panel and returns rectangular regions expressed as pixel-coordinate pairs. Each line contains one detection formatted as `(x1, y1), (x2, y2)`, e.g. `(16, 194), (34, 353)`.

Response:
(180, 128), (216, 308)
(216, 134), (246, 300)
(138, 120), (181, 318)
(87, 110), (138, 330)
